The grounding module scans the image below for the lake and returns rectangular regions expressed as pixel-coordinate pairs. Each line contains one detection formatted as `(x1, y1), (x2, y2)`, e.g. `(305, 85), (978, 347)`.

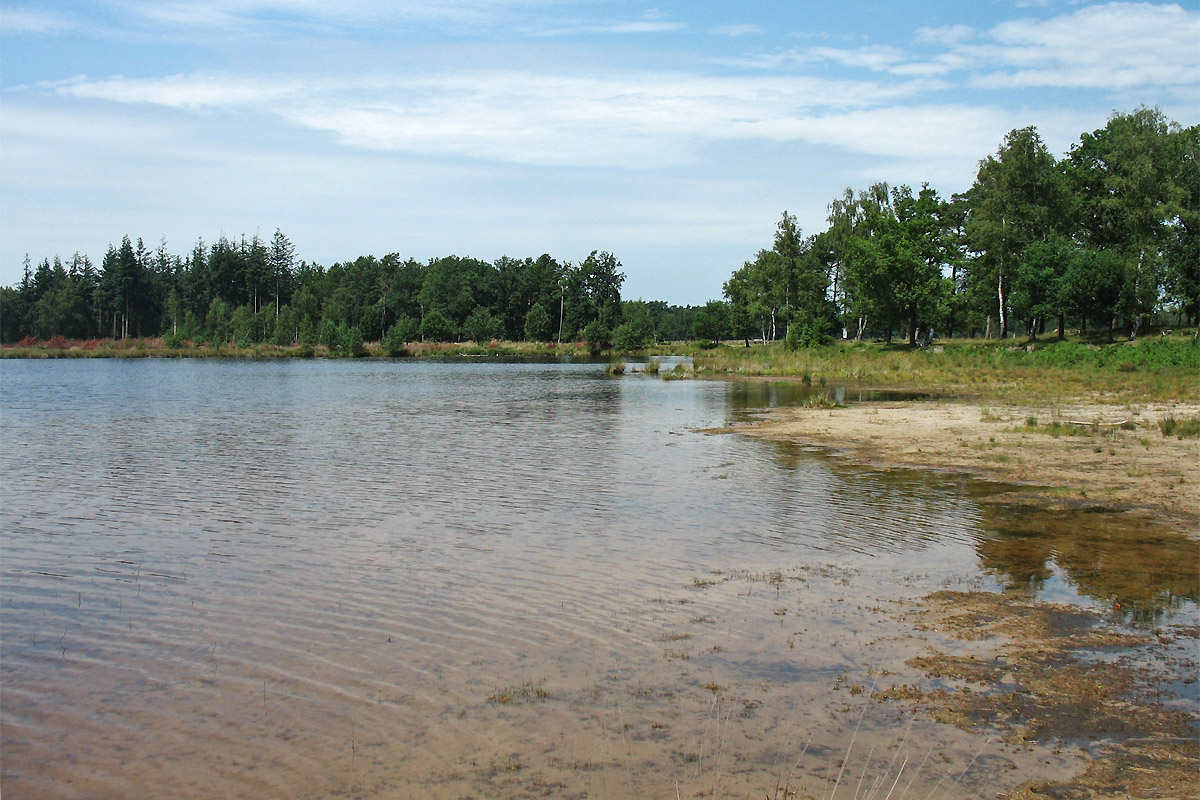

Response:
(1, 358), (1195, 798)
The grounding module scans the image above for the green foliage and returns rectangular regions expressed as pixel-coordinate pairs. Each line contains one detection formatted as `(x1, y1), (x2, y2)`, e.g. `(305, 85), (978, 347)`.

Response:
(690, 300), (729, 342)
(523, 302), (554, 342)
(318, 317), (341, 351)
(786, 318), (832, 349)
(462, 307), (502, 343)
(418, 308), (457, 342)
(272, 305), (298, 346)
(612, 321), (648, 351)
(581, 320), (611, 354)
(382, 315), (418, 355)
(206, 297), (233, 343)
(340, 324), (366, 357)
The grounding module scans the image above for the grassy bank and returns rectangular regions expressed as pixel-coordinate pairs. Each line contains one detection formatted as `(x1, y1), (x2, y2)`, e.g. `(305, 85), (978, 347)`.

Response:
(693, 335), (1200, 403)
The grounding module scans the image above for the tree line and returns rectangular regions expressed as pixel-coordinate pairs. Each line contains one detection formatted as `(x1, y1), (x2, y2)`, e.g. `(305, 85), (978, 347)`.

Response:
(721, 107), (1198, 346)
(0, 234), (717, 350)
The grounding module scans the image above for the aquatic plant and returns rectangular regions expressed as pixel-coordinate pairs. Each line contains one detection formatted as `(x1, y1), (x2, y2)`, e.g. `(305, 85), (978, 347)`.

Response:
(487, 681), (549, 705)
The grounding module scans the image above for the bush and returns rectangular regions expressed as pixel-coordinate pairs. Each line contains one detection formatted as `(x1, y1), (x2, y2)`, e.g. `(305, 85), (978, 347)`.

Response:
(786, 318), (832, 350)
(612, 321), (648, 351)
(581, 320), (611, 354)
(319, 318), (341, 351)
(340, 324), (367, 357)
(382, 316), (418, 356)
(462, 308), (502, 343)
(524, 303), (554, 342)
(419, 309), (457, 342)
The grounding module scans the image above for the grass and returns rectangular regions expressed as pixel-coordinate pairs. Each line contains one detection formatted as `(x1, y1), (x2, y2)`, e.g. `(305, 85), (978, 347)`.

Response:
(487, 681), (549, 705)
(692, 336), (1200, 403)
(1158, 414), (1200, 438)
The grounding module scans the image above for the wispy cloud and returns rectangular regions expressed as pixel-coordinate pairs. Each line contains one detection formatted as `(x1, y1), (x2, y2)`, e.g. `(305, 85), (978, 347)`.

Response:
(0, 7), (77, 33)
(914, 24), (974, 46)
(724, 2), (1199, 93)
(51, 70), (944, 167)
(968, 2), (1200, 89)
(711, 23), (764, 37)
(528, 8), (686, 37)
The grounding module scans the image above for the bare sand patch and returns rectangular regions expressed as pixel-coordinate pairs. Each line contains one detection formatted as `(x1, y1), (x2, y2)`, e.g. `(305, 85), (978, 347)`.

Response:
(737, 399), (1200, 534)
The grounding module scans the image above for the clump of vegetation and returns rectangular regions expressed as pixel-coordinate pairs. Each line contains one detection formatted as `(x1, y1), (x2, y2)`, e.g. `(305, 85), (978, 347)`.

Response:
(606, 360), (626, 374)
(662, 362), (691, 381)
(641, 358), (661, 375)
(801, 392), (843, 409)
(1158, 414), (1200, 438)
(487, 681), (549, 705)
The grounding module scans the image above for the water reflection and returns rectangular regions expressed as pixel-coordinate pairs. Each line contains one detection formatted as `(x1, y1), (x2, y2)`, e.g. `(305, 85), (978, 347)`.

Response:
(975, 504), (1199, 624)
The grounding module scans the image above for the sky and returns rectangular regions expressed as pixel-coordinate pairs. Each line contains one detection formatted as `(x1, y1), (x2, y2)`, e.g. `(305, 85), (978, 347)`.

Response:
(1, 1), (1197, 305)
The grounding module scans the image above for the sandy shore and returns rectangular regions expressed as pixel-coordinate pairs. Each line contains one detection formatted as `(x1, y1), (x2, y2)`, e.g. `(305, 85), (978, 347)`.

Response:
(736, 397), (1200, 535)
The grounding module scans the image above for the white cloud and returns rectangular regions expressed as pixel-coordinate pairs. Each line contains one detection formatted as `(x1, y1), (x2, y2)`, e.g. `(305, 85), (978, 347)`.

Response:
(969, 2), (1200, 89)
(116, 0), (554, 28)
(719, 2), (1199, 94)
(711, 24), (764, 37)
(0, 7), (76, 33)
(914, 24), (974, 45)
(53, 70), (944, 168)
(60, 73), (306, 108)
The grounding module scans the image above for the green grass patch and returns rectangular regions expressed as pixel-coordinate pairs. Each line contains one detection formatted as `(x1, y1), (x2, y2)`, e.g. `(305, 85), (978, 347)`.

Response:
(1158, 415), (1200, 439)
(691, 337), (1199, 403)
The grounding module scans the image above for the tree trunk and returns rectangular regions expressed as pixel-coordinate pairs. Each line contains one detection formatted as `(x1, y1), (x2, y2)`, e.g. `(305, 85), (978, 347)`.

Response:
(985, 315), (993, 340)
(997, 271), (1008, 339)
(1056, 314), (1065, 340)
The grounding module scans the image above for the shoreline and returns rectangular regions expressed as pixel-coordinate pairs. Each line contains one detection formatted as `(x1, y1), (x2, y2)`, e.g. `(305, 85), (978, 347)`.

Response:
(730, 393), (1200, 537)
(730, 391), (1200, 798)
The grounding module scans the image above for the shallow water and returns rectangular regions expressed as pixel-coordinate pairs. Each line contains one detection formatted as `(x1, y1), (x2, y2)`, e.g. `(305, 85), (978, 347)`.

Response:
(1, 358), (1195, 798)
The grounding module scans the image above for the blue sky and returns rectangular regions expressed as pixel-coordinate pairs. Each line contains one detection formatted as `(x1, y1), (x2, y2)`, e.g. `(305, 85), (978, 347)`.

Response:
(1, 1), (1197, 305)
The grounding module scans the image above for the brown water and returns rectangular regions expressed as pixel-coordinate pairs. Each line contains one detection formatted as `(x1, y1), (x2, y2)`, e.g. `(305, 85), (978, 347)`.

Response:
(1, 359), (1195, 799)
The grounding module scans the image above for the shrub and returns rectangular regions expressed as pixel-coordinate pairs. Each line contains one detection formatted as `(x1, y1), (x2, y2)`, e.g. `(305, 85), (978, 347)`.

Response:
(340, 324), (367, 357)
(581, 320), (611, 354)
(523, 303), (554, 342)
(419, 309), (457, 342)
(382, 316), (418, 356)
(612, 321), (648, 351)
(462, 308), (502, 343)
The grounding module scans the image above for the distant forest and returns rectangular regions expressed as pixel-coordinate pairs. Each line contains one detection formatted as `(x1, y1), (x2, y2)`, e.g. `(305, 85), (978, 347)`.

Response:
(0, 240), (702, 350)
(3, 107), (1196, 349)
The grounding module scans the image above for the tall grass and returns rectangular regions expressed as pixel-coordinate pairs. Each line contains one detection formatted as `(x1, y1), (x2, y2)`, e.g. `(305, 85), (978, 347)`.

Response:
(692, 337), (1200, 402)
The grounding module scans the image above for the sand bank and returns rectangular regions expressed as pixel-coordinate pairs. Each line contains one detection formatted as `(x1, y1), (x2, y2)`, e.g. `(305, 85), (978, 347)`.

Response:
(737, 397), (1200, 534)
